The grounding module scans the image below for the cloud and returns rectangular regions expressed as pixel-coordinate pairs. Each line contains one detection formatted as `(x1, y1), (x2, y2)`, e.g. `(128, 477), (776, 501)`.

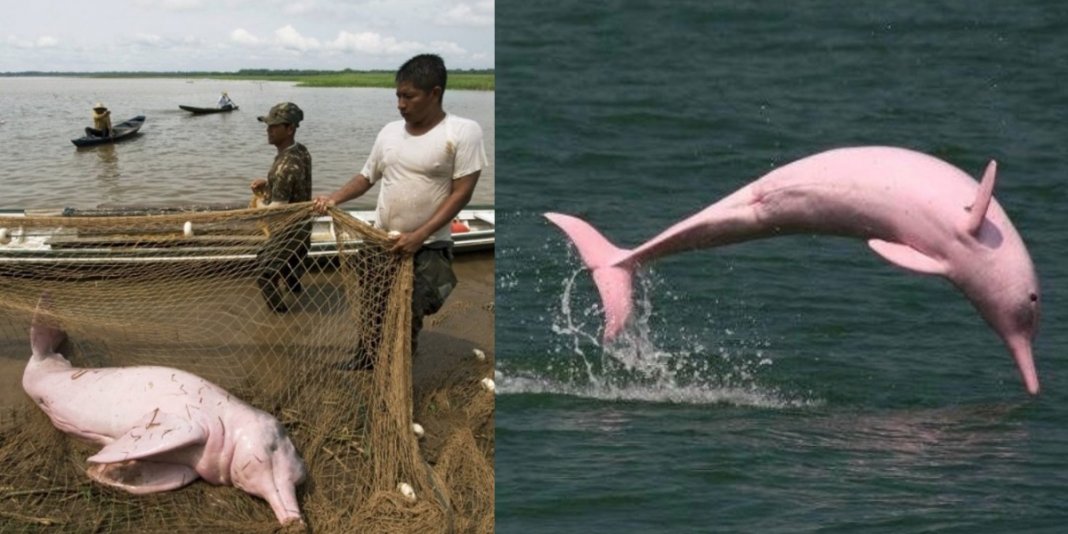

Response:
(230, 28), (261, 46)
(439, 1), (494, 28)
(134, 33), (164, 47)
(6, 35), (60, 49)
(430, 40), (467, 56)
(230, 25), (419, 56)
(218, 23), (486, 67)
(328, 31), (422, 55)
(275, 25), (321, 52)
(134, 0), (205, 10)
(283, 0), (318, 16)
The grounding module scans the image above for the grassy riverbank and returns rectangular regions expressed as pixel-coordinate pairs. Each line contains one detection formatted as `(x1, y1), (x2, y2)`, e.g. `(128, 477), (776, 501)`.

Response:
(1, 69), (495, 90)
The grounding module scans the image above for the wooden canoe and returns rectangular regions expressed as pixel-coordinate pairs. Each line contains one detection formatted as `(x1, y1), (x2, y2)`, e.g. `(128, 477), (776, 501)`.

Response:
(70, 115), (146, 147)
(179, 105), (239, 114)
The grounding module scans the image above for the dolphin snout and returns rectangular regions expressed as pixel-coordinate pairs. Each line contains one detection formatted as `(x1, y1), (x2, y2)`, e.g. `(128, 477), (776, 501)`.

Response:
(1009, 339), (1039, 395)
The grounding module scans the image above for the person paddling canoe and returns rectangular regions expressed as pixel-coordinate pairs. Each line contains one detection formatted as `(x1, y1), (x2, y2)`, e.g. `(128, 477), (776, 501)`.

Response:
(85, 102), (112, 138)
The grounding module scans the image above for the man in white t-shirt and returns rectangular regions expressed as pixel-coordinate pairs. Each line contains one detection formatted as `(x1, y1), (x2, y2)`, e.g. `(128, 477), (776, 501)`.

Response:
(313, 53), (487, 367)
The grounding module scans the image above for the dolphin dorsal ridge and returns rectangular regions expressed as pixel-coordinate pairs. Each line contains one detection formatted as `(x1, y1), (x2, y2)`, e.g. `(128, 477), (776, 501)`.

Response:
(965, 160), (997, 236)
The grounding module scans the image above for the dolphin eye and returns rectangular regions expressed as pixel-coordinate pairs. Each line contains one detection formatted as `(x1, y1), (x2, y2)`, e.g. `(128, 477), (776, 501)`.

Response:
(1030, 293), (1038, 302)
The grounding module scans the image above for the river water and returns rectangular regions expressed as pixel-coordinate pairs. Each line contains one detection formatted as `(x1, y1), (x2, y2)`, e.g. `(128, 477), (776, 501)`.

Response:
(0, 77), (494, 210)
(496, 1), (1068, 532)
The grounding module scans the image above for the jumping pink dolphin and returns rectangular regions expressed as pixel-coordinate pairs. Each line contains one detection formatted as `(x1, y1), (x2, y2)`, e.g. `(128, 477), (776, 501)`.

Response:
(23, 295), (307, 525)
(545, 146), (1040, 394)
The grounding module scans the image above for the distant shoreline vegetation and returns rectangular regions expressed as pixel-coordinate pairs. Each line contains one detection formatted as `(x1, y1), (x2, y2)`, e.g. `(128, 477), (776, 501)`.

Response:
(0, 69), (495, 90)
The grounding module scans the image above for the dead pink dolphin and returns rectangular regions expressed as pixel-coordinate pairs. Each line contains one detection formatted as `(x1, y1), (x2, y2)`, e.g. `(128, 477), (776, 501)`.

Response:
(545, 146), (1040, 395)
(23, 296), (306, 525)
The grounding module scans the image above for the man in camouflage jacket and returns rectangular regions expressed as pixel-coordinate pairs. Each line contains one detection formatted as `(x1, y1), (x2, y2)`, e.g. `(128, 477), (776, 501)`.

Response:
(250, 102), (312, 313)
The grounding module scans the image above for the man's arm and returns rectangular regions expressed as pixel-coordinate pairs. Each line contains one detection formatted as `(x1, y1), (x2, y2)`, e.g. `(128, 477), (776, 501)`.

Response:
(249, 178), (286, 209)
(391, 171), (480, 255)
(252, 153), (310, 209)
(312, 174), (373, 213)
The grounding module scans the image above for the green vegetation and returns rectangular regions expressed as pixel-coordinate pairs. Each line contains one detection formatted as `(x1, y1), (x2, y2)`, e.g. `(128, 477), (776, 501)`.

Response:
(0, 69), (495, 90)
(210, 69), (493, 90)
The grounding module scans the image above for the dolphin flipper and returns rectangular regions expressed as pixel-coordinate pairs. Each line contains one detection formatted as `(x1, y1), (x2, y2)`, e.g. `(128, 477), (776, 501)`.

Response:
(30, 293), (65, 357)
(87, 459), (200, 494)
(87, 410), (206, 464)
(867, 239), (946, 275)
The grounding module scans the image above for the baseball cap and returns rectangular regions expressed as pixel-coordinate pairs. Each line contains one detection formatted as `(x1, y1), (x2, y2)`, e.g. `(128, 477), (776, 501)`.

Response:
(258, 102), (303, 126)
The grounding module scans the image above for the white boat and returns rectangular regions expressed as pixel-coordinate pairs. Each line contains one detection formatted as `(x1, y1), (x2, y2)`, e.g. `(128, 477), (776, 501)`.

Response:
(0, 206), (493, 266)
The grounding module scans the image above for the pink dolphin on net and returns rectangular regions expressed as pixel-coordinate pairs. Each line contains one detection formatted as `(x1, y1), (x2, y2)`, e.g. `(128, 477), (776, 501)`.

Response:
(22, 295), (306, 525)
(545, 146), (1041, 395)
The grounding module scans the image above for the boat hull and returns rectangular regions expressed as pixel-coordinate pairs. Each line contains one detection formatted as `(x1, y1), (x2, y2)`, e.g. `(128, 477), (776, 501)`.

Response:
(0, 207), (494, 269)
(71, 116), (146, 147)
(179, 105), (238, 114)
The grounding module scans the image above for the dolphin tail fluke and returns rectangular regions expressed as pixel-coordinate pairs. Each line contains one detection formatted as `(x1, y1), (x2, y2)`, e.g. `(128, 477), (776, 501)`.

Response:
(30, 293), (65, 356)
(544, 213), (635, 341)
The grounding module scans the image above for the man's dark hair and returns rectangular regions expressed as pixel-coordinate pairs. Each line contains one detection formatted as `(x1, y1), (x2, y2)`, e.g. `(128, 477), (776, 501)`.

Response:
(396, 54), (448, 102)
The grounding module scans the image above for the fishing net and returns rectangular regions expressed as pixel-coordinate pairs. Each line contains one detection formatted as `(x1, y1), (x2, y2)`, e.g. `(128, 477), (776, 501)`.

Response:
(0, 203), (494, 533)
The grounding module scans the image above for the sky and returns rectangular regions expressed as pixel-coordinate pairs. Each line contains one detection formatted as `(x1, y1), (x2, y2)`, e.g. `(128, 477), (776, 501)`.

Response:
(1, 0), (494, 72)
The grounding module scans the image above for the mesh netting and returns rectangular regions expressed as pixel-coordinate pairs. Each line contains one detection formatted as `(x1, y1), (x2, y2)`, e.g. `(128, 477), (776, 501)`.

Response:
(0, 203), (493, 533)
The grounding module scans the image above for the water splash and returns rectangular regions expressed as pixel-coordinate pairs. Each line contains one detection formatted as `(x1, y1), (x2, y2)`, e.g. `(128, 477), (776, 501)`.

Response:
(496, 369), (813, 409)
(502, 266), (820, 409)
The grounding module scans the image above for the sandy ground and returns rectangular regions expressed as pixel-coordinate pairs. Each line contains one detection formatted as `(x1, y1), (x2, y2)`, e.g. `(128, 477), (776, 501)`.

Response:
(412, 250), (496, 465)
(0, 249), (495, 531)
(0, 341), (23, 419)
(0, 357), (20, 418)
